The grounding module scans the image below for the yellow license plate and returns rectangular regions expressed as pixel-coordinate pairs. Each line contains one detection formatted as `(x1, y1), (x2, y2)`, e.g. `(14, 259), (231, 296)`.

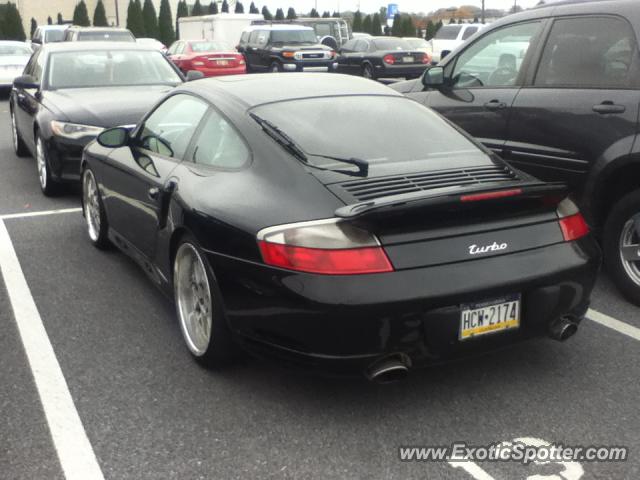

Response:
(460, 295), (520, 340)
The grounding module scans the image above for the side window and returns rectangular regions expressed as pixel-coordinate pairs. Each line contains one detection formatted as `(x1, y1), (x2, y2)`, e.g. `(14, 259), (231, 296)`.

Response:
(239, 31), (249, 46)
(451, 21), (541, 88)
(190, 109), (249, 168)
(341, 39), (356, 52)
(139, 94), (208, 159)
(534, 16), (637, 88)
(167, 42), (178, 54)
(462, 26), (478, 40)
(175, 42), (185, 54)
(256, 30), (269, 48)
(33, 28), (40, 41)
(248, 30), (260, 45)
(32, 51), (45, 82)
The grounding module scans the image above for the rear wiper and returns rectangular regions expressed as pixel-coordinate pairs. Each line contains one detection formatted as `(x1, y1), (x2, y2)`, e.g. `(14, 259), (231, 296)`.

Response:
(250, 113), (368, 177)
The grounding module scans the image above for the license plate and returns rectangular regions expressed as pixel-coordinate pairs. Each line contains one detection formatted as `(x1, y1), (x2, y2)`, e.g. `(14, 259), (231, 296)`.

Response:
(402, 56), (414, 63)
(216, 60), (229, 66)
(459, 294), (520, 340)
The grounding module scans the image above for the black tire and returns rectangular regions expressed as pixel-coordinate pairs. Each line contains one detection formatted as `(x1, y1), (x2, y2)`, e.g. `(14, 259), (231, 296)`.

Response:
(81, 167), (110, 249)
(270, 61), (282, 73)
(362, 63), (376, 80)
(173, 234), (237, 367)
(603, 189), (640, 305)
(10, 108), (28, 157)
(35, 131), (59, 196)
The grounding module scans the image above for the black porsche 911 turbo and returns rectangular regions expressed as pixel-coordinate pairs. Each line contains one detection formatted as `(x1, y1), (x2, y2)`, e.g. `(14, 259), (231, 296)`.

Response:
(81, 74), (600, 382)
(10, 42), (184, 196)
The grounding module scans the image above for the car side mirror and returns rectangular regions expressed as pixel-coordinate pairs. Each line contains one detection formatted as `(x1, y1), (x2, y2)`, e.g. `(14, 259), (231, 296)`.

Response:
(13, 74), (39, 89)
(97, 127), (130, 148)
(422, 66), (445, 88)
(186, 70), (204, 82)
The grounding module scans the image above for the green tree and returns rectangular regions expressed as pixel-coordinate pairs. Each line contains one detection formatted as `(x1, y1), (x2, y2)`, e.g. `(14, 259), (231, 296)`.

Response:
(448, 17), (455, 24)
(286, 7), (296, 19)
(235, 2), (244, 13)
(262, 6), (272, 20)
(351, 10), (362, 32)
(371, 13), (382, 35)
(2, 3), (26, 40)
(72, 0), (91, 27)
(142, 0), (158, 38)
(208, 1), (218, 14)
(332, 11), (340, 18)
(47, 16), (52, 25)
(158, 0), (175, 46)
(57, 12), (63, 25)
(402, 15), (414, 36)
(93, 0), (108, 26)
(322, 11), (330, 18)
(192, 0), (203, 15)
(126, 0), (145, 37)
(249, 2), (259, 14)
(221, 0), (229, 13)
(30, 17), (37, 38)
(362, 15), (372, 35)
(379, 6), (387, 22)
(391, 13), (401, 36)
(176, 0), (188, 37)
(309, 8), (319, 18)
(275, 8), (284, 20)
(424, 20), (435, 40)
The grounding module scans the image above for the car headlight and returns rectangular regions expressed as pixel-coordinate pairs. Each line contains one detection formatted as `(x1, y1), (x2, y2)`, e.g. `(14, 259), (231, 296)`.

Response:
(50, 121), (104, 140)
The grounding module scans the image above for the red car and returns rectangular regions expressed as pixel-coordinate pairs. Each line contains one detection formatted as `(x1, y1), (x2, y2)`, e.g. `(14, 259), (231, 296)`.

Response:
(167, 40), (246, 77)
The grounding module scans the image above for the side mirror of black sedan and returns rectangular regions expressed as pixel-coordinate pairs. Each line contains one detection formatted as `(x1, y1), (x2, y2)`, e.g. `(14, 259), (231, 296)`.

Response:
(186, 70), (205, 82)
(97, 127), (130, 148)
(13, 74), (39, 89)
(422, 66), (445, 88)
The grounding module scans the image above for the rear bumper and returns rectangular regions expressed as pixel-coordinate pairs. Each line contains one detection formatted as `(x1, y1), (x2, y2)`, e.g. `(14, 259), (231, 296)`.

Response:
(205, 237), (600, 374)
(281, 60), (335, 72)
(198, 66), (246, 77)
(375, 63), (429, 78)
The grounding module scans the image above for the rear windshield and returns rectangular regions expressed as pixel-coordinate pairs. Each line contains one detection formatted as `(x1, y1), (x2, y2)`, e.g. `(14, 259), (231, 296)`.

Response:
(462, 26), (479, 40)
(271, 30), (317, 44)
(372, 38), (411, 50)
(77, 30), (135, 42)
(405, 38), (429, 49)
(0, 44), (32, 55)
(251, 96), (482, 165)
(45, 30), (65, 42)
(435, 25), (462, 40)
(190, 41), (230, 52)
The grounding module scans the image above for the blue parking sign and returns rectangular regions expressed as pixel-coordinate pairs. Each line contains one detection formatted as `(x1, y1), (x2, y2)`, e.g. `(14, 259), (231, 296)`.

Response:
(387, 3), (398, 19)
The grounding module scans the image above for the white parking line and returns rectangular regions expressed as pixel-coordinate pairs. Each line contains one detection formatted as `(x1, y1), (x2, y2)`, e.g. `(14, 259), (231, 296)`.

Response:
(0, 219), (104, 480)
(0, 207), (82, 221)
(587, 308), (640, 342)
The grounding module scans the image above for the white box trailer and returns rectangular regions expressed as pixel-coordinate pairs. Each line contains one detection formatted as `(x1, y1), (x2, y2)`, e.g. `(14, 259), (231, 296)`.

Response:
(178, 13), (263, 47)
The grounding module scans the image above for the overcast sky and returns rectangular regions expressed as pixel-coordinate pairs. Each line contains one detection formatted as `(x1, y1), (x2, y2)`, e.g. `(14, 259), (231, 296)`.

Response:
(257, 0), (542, 15)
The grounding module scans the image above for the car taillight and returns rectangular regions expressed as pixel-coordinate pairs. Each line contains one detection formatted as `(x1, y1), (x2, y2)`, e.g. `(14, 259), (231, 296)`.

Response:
(556, 198), (589, 241)
(238, 58), (245, 65)
(257, 218), (393, 275)
(421, 53), (431, 64)
(383, 54), (395, 65)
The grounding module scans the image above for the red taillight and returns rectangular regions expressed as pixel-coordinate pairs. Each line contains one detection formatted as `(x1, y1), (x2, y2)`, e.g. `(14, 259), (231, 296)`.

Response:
(257, 218), (394, 275)
(460, 188), (522, 202)
(383, 54), (395, 65)
(559, 213), (589, 241)
(258, 242), (393, 275)
(421, 53), (431, 64)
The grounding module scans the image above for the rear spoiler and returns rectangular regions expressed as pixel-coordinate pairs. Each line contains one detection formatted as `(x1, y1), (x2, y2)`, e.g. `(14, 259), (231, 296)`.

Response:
(334, 181), (568, 219)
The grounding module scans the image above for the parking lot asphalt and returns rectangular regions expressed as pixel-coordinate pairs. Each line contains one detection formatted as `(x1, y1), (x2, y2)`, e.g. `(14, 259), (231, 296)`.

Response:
(0, 95), (639, 480)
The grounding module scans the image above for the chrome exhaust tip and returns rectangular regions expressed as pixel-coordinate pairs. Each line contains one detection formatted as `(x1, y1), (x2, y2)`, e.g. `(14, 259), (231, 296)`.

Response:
(365, 354), (410, 384)
(549, 316), (578, 342)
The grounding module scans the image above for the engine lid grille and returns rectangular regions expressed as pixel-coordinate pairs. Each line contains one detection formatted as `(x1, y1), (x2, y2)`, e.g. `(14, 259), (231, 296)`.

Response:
(337, 165), (518, 202)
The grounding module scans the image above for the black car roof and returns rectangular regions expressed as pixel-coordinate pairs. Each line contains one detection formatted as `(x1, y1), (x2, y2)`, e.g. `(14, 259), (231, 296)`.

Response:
(490, 0), (638, 25)
(40, 42), (157, 53)
(181, 73), (401, 108)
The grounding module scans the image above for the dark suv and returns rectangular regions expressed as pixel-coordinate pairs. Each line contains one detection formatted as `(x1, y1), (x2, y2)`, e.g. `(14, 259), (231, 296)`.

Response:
(391, 0), (640, 304)
(238, 25), (336, 73)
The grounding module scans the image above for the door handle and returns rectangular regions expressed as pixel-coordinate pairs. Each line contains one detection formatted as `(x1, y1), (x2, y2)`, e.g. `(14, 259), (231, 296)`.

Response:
(592, 102), (625, 114)
(148, 187), (160, 200)
(484, 100), (507, 110)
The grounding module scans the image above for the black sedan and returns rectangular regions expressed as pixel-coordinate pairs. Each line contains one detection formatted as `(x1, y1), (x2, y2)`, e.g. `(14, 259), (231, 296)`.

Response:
(10, 42), (184, 195)
(81, 74), (600, 381)
(336, 37), (430, 80)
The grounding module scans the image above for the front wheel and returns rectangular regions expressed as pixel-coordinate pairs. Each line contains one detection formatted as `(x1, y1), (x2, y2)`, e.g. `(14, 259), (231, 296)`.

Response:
(82, 167), (110, 249)
(11, 109), (28, 157)
(270, 61), (282, 73)
(604, 190), (640, 305)
(173, 235), (237, 367)
(35, 132), (58, 196)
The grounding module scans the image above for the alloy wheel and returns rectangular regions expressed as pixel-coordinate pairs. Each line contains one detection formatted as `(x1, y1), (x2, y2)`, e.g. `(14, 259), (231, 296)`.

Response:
(175, 243), (213, 356)
(83, 170), (101, 242)
(36, 136), (47, 190)
(11, 111), (18, 152)
(619, 215), (640, 287)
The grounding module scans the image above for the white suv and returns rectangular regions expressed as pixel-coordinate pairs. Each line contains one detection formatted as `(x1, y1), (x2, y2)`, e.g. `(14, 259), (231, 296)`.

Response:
(428, 23), (486, 63)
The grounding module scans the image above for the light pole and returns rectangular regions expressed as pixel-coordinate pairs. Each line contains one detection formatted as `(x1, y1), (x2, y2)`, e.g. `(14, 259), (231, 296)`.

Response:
(114, 0), (120, 26)
(481, 0), (485, 23)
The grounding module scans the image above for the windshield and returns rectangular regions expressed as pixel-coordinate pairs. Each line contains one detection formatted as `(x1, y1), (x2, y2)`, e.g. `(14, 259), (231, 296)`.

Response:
(44, 30), (65, 42)
(271, 30), (317, 44)
(0, 44), (32, 55)
(372, 38), (411, 51)
(405, 38), (429, 48)
(435, 25), (462, 40)
(47, 50), (181, 89)
(251, 96), (482, 165)
(190, 41), (230, 52)
(77, 30), (135, 42)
